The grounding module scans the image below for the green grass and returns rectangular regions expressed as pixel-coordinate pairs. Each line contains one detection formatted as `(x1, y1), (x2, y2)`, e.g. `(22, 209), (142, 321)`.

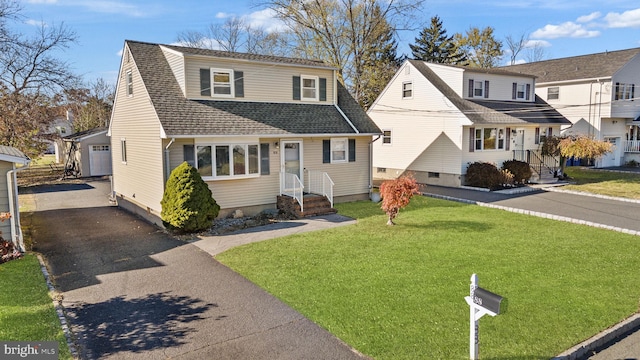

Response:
(563, 167), (640, 199)
(0, 254), (71, 359)
(217, 197), (640, 359)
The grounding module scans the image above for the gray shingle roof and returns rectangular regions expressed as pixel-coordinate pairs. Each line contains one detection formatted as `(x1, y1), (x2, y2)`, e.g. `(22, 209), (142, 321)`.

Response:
(408, 60), (570, 125)
(64, 127), (108, 141)
(500, 48), (640, 83)
(0, 145), (30, 164)
(125, 40), (380, 136)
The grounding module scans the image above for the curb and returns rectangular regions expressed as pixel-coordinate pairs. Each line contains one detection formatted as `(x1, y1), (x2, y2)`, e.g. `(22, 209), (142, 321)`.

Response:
(36, 254), (79, 359)
(552, 313), (640, 360)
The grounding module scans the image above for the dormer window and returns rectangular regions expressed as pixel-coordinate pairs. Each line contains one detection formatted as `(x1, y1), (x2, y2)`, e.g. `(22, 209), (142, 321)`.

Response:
(512, 83), (531, 100)
(468, 79), (489, 98)
(200, 68), (243, 98)
(474, 81), (484, 97)
(301, 75), (318, 101)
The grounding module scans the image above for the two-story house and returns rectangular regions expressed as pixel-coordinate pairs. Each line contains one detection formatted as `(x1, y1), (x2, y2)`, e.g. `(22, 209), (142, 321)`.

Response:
(368, 60), (570, 187)
(108, 40), (381, 223)
(503, 48), (640, 167)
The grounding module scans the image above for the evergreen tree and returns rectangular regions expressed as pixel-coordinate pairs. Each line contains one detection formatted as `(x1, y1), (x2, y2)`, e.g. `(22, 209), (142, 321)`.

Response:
(410, 16), (465, 64)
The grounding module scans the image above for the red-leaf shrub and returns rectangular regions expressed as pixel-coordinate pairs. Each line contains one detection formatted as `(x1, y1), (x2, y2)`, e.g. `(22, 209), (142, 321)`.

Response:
(0, 239), (22, 264)
(379, 174), (419, 225)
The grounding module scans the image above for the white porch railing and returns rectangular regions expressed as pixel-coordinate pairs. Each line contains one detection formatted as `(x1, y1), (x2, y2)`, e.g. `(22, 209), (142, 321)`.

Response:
(623, 140), (640, 153)
(280, 171), (304, 212)
(306, 170), (334, 208)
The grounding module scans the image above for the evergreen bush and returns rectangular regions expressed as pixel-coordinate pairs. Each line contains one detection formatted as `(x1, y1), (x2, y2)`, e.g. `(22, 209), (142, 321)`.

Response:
(465, 162), (514, 190)
(161, 162), (220, 232)
(502, 160), (532, 184)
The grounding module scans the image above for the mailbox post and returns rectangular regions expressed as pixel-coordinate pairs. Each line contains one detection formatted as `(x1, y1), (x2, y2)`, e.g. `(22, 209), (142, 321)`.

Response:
(464, 274), (504, 360)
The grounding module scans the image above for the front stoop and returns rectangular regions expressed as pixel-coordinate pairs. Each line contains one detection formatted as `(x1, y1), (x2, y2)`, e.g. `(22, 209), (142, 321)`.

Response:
(277, 194), (337, 218)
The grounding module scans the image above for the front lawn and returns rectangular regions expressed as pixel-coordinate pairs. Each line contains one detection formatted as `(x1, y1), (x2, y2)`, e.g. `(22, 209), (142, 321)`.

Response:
(563, 167), (640, 199)
(217, 196), (640, 359)
(0, 254), (71, 359)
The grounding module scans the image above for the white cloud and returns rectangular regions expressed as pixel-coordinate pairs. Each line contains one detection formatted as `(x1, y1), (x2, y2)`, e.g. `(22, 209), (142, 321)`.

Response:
(244, 8), (286, 33)
(116, 49), (123, 57)
(531, 22), (600, 39)
(604, 8), (640, 28)
(27, 0), (150, 17)
(577, 11), (601, 23)
(25, 19), (47, 27)
(216, 12), (231, 19)
(524, 39), (551, 48)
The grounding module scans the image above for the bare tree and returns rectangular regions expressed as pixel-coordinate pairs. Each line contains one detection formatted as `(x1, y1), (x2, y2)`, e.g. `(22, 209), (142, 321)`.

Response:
(524, 42), (547, 63)
(505, 32), (528, 65)
(64, 78), (115, 132)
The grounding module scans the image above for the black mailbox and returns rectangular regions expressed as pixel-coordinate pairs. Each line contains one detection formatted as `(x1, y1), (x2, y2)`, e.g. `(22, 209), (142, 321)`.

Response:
(473, 287), (506, 315)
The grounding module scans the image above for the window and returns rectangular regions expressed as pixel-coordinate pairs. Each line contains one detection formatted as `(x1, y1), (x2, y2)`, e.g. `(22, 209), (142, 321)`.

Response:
(536, 127), (551, 145)
(331, 138), (347, 163)
(377, 167), (387, 173)
(428, 172), (440, 178)
(55, 126), (67, 135)
(382, 130), (392, 145)
(615, 83), (635, 101)
(200, 69), (243, 98)
(474, 81), (484, 97)
(547, 87), (559, 100)
(301, 75), (318, 101)
(402, 82), (413, 98)
(126, 70), (133, 96)
(516, 84), (526, 99)
(120, 139), (127, 163)
(196, 144), (260, 179)
(474, 128), (505, 150)
(213, 69), (233, 96)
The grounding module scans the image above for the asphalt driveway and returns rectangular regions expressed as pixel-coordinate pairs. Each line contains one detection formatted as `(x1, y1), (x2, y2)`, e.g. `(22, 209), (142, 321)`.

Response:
(26, 180), (366, 360)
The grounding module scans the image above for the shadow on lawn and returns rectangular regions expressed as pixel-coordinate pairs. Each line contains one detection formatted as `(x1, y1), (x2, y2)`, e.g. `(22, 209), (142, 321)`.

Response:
(404, 220), (493, 232)
(66, 292), (216, 359)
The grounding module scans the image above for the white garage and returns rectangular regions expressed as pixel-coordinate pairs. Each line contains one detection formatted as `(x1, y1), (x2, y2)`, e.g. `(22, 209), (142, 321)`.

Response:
(62, 127), (112, 177)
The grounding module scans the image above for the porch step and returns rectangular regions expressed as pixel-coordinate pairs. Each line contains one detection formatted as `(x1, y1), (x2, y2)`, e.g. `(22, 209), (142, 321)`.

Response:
(530, 169), (559, 184)
(277, 194), (337, 219)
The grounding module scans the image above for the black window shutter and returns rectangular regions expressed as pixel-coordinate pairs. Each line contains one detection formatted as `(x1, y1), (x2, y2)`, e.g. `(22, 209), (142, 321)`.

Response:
(468, 79), (474, 97)
(322, 140), (330, 163)
(293, 76), (301, 100)
(183, 145), (195, 166)
(319, 78), (327, 101)
(260, 143), (270, 175)
(469, 127), (475, 152)
(200, 69), (211, 96)
(348, 139), (356, 162)
(234, 71), (244, 98)
(615, 82), (620, 100)
(505, 128), (511, 151)
(512, 83), (517, 99)
(484, 81), (490, 98)
(548, 128), (553, 137)
(535, 128), (540, 144)
(526, 84), (531, 100)
(632, 84), (635, 101)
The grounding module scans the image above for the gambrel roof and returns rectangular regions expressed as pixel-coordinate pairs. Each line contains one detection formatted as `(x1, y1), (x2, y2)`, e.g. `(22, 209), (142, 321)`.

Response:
(408, 60), (570, 125)
(500, 48), (640, 83)
(125, 40), (380, 137)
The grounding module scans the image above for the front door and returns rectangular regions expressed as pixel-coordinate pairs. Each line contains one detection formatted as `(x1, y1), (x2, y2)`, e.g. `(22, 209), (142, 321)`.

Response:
(601, 137), (619, 167)
(281, 140), (303, 183)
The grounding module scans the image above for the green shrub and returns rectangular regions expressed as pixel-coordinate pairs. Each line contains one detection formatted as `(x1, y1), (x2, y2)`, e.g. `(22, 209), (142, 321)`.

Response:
(161, 162), (220, 232)
(502, 160), (532, 184)
(465, 162), (514, 190)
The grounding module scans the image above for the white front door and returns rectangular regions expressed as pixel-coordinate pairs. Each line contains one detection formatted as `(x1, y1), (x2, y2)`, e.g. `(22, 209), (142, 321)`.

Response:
(281, 140), (303, 183)
(600, 137), (620, 167)
(89, 144), (112, 176)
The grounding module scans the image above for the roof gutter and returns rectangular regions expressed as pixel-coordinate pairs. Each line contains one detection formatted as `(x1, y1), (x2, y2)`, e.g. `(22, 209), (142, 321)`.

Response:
(164, 138), (175, 181)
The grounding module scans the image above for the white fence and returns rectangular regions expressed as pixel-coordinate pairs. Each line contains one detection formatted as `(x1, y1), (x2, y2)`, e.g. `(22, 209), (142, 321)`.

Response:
(306, 170), (334, 208)
(280, 171), (304, 212)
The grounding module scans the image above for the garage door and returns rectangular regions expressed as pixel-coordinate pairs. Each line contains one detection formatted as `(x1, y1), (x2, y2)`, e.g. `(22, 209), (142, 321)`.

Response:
(89, 144), (112, 176)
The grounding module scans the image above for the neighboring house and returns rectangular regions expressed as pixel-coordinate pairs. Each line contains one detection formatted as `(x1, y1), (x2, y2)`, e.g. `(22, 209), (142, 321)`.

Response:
(108, 40), (381, 223)
(61, 127), (112, 178)
(503, 48), (640, 167)
(368, 60), (570, 187)
(47, 110), (74, 162)
(0, 146), (30, 252)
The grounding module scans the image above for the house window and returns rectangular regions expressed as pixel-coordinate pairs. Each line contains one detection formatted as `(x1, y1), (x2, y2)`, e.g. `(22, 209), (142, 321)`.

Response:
(537, 127), (550, 144)
(428, 172), (440, 178)
(301, 75), (318, 101)
(213, 69), (233, 96)
(615, 83), (635, 101)
(547, 87), (559, 100)
(126, 70), (133, 96)
(402, 82), (413, 99)
(377, 167), (387, 173)
(382, 130), (392, 145)
(516, 84), (526, 99)
(474, 81), (484, 97)
(331, 138), (348, 163)
(474, 128), (505, 150)
(120, 139), (127, 163)
(55, 126), (67, 135)
(196, 143), (260, 179)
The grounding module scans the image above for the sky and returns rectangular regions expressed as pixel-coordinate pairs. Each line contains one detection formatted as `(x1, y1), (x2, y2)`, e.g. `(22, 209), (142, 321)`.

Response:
(13, 0), (640, 86)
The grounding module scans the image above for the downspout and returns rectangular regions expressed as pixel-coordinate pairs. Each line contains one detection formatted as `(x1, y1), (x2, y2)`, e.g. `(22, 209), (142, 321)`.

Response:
(588, 81), (593, 138)
(597, 80), (603, 140)
(164, 138), (175, 181)
(7, 164), (30, 253)
(370, 135), (382, 197)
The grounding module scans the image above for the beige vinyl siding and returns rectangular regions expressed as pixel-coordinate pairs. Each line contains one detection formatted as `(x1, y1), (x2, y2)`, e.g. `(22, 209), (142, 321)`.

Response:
(370, 61), (469, 173)
(183, 57), (335, 104)
(463, 72), (535, 102)
(161, 47), (186, 96)
(0, 162), (11, 240)
(302, 136), (370, 197)
(110, 58), (166, 215)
